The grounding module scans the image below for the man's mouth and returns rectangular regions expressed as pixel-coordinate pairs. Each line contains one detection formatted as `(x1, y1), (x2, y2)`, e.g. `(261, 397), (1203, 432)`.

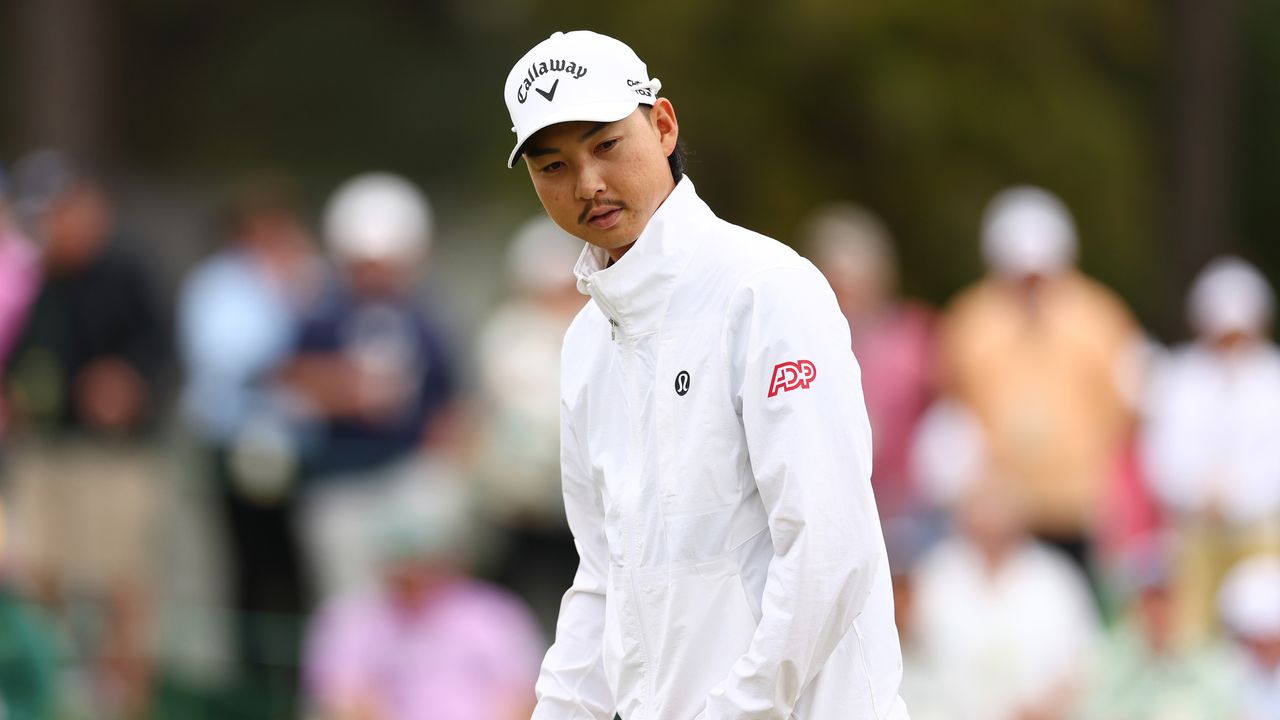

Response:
(587, 206), (623, 229)
(580, 200), (627, 229)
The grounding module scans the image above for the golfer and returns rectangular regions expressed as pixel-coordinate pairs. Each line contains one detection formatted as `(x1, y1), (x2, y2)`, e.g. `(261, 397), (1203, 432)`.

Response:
(504, 30), (909, 720)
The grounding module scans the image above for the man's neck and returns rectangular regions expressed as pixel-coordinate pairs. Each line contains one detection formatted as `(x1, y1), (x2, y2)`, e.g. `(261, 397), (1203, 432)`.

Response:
(606, 244), (632, 264)
(605, 178), (679, 264)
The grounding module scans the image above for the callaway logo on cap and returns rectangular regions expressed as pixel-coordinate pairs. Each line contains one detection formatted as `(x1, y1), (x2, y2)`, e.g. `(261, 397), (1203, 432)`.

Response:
(504, 31), (662, 168)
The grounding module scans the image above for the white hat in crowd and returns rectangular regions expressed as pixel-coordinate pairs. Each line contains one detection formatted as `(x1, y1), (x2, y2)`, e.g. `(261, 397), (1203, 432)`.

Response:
(910, 398), (989, 507)
(981, 185), (1078, 278)
(506, 215), (584, 295)
(323, 172), (432, 262)
(1187, 256), (1275, 340)
(504, 31), (662, 168)
(1218, 554), (1280, 640)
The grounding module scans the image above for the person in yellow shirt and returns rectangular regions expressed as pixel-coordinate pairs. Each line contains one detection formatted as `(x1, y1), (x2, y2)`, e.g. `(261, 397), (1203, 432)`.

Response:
(938, 186), (1142, 578)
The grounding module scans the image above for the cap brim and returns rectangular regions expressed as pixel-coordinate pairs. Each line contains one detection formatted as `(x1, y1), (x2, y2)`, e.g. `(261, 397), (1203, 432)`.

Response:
(506, 99), (644, 168)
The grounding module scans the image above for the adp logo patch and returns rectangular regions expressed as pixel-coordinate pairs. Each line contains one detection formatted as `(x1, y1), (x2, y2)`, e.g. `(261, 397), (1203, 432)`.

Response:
(767, 359), (817, 398)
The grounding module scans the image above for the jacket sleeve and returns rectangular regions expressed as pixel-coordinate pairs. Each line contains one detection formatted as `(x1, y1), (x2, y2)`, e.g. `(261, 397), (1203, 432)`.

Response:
(530, 394), (616, 720)
(703, 263), (887, 719)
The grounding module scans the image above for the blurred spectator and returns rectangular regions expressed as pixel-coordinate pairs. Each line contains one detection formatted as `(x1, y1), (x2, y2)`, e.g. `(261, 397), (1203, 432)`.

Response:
(911, 403), (1098, 720)
(1075, 537), (1242, 720)
(1217, 555), (1280, 720)
(884, 521), (947, 720)
(2, 151), (166, 719)
(938, 185), (1142, 575)
(281, 172), (459, 599)
(0, 495), (61, 720)
(0, 166), (40, 440)
(303, 478), (543, 720)
(801, 203), (936, 523)
(176, 174), (322, 700)
(1141, 257), (1280, 641)
(472, 214), (585, 635)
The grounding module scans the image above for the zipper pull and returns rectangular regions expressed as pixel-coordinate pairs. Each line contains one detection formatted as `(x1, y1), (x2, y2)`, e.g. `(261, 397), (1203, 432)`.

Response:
(609, 318), (619, 341)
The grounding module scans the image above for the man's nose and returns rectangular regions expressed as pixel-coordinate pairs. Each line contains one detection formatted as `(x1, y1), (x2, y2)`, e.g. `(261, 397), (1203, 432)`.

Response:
(574, 162), (605, 201)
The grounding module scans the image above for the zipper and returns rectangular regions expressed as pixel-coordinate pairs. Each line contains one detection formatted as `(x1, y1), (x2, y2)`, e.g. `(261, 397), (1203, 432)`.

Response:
(589, 281), (623, 342)
(588, 280), (646, 571)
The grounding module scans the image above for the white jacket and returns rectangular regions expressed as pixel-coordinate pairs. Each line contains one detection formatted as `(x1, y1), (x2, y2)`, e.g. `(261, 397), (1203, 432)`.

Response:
(1141, 342), (1280, 524)
(533, 178), (908, 720)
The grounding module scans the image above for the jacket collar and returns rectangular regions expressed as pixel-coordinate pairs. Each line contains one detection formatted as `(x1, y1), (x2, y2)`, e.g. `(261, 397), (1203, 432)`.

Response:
(573, 176), (711, 337)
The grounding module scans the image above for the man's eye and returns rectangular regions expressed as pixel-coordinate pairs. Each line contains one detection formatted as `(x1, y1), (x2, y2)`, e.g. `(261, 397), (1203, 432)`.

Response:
(597, 139), (619, 153)
(540, 161), (564, 174)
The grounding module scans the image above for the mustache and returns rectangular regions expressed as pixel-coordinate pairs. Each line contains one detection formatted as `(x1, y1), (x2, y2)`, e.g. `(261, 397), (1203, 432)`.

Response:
(578, 198), (627, 225)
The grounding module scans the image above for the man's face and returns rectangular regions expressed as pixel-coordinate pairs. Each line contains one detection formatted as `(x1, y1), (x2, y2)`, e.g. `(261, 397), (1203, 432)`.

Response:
(523, 99), (679, 261)
(44, 182), (111, 272)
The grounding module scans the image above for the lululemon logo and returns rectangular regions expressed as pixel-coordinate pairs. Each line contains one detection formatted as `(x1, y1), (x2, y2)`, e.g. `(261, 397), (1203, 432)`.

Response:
(675, 370), (691, 396)
(535, 78), (559, 102)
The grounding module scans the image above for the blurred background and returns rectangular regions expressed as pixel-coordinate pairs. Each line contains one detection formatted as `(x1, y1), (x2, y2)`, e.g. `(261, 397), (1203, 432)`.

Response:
(1, 1), (1280, 719)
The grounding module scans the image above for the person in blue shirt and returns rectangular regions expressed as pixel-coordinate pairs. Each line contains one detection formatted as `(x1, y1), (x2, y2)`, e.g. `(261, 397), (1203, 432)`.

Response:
(280, 172), (459, 601)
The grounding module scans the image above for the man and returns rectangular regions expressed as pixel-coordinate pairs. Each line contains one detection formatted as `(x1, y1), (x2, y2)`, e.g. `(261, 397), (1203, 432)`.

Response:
(177, 174), (320, 709)
(911, 467), (1098, 720)
(283, 172), (459, 600)
(304, 480), (544, 720)
(504, 31), (907, 719)
(1076, 540), (1242, 720)
(0, 164), (39, 390)
(1142, 256), (1280, 642)
(4, 151), (166, 720)
(937, 186), (1141, 578)
(1217, 554), (1280, 720)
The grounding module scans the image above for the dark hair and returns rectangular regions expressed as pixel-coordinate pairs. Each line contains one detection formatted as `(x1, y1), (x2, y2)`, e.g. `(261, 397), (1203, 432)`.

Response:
(667, 140), (688, 183)
(640, 105), (687, 183)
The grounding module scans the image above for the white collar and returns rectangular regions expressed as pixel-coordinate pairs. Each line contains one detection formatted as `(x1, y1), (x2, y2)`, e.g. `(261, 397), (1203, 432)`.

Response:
(572, 176), (712, 337)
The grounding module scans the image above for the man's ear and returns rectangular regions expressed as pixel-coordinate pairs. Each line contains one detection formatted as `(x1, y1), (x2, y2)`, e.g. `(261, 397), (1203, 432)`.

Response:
(649, 98), (679, 157)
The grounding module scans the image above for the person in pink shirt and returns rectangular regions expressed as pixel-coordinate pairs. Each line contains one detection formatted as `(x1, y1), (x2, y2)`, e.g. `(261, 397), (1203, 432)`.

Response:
(802, 203), (936, 523)
(303, 491), (545, 720)
(0, 167), (40, 435)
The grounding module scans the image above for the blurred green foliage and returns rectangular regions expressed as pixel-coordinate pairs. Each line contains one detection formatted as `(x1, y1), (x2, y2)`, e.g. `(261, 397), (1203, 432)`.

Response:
(4, 0), (1276, 335)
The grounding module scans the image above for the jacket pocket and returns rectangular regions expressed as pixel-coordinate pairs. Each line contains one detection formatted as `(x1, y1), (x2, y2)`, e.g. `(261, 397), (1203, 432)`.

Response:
(633, 555), (758, 719)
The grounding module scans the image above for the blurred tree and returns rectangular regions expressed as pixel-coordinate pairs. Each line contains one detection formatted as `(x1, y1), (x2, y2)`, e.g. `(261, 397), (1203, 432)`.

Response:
(9, 0), (1273, 335)
(1236, 0), (1280, 309)
(1164, 0), (1237, 339)
(9, 0), (113, 163)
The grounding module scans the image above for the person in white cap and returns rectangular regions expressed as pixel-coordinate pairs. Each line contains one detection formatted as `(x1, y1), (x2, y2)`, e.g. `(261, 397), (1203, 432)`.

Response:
(1217, 554), (1280, 720)
(282, 172), (460, 600)
(937, 185), (1142, 581)
(1141, 256), (1280, 642)
(503, 30), (907, 720)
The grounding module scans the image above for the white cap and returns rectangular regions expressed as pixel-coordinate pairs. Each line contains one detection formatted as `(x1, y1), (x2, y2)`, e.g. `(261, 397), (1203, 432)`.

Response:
(1187, 256), (1275, 340)
(1218, 554), (1280, 639)
(507, 215), (584, 295)
(981, 185), (1078, 278)
(323, 172), (432, 262)
(504, 31), (662, 168)
(910, 399), (989, 506)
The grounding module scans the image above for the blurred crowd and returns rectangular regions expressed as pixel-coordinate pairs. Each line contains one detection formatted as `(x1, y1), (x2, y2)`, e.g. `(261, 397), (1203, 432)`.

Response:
(0, 149), (1277, 720)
